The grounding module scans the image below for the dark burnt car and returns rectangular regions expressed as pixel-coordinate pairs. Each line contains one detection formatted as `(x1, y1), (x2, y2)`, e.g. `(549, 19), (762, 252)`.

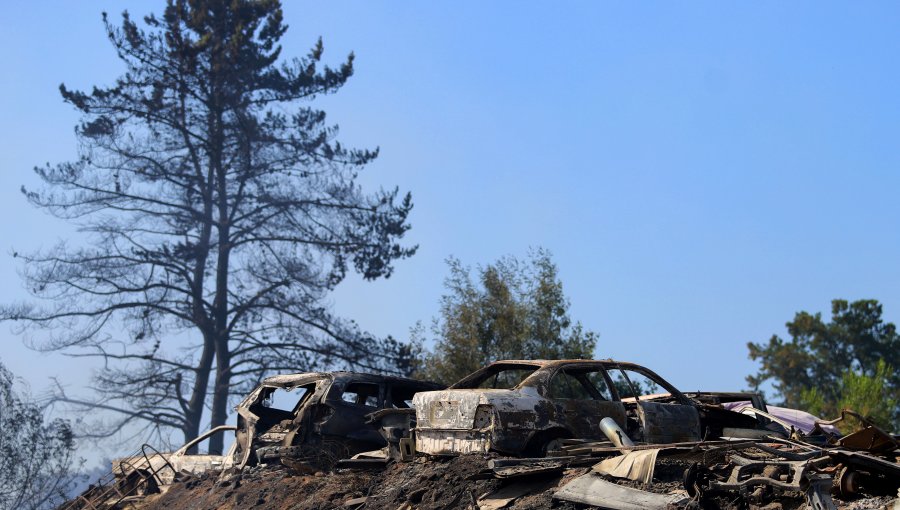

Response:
(233, 372), (443, 468)
(413, 360), (779, 456)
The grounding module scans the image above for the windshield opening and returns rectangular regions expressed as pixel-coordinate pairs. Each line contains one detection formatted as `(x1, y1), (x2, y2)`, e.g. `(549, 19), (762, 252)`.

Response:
(453, 364), (539, 389)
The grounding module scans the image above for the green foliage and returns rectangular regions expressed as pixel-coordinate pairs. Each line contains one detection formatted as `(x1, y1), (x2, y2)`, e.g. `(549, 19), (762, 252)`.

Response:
(416, 249), (598, 385)
(747, 299), (900, 430)
(801, 360), (897, 433)
(0, 360), (78, 510)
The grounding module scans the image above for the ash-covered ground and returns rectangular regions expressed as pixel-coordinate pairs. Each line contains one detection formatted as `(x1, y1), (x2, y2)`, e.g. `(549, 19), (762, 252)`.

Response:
(129, 454), (899, 510)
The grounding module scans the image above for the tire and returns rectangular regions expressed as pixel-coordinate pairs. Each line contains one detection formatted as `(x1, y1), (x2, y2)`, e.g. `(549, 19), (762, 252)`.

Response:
(525, 429), (570, 457)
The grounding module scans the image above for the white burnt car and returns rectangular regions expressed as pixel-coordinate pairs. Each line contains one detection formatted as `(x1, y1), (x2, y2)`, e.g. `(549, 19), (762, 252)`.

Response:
(413, 360), (781, 456)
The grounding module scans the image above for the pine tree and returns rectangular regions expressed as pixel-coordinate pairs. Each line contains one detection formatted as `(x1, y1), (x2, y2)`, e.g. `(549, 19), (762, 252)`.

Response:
(3, 1), (416, 452)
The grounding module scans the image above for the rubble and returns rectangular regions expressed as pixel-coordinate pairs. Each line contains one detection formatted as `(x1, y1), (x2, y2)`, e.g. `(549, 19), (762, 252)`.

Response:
(546, 408), (900, 509)
(554, 475), (689, 509)
(133, 455), (584, 510)
(65, 414), (899, 510)
(60, 426), (238, 509)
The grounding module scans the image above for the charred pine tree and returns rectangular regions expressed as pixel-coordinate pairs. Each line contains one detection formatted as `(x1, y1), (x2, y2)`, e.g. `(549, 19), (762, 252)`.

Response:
(3, 0), (416, 453)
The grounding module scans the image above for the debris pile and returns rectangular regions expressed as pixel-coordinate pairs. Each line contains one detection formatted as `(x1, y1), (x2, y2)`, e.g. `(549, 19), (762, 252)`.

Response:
(544, 409), (900, 509)
(59, 362), (899, 509)
(68, 411), (899, 510)
(117, 455), (584, 510)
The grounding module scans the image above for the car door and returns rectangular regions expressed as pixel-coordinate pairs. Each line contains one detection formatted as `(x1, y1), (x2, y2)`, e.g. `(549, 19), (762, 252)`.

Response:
(610, 366), (701, 443)
(547, 366), (627, 440)
(322, 380), (386, 449)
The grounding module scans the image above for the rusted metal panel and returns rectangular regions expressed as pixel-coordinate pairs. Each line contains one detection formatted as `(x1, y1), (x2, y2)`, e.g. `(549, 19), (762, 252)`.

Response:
(554, 473), (689, 509)
(593, 449), (660, 484)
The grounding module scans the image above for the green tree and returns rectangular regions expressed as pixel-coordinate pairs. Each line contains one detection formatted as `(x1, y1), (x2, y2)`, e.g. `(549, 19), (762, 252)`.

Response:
(0, 360), (79, 510)
(747, 299), (900, 429)
(2, 0), (415, 453)
(801, 360), (897, 432)
(417, 249), (598, 385)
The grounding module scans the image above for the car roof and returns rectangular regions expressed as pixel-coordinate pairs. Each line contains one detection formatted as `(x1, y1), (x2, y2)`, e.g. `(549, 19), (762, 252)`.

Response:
(449, 359), (674, 391)
(261, 371), (443, 389)
(487, 359), (649, 370)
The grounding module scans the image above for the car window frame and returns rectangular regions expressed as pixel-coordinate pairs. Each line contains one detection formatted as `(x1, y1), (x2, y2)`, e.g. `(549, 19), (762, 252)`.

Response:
(547, 363), (617, 401)
(449, 362), (543, 390)
(606, 364), (693, 406)
(338, 380), (384, 409)
(548, 369), (596, 400)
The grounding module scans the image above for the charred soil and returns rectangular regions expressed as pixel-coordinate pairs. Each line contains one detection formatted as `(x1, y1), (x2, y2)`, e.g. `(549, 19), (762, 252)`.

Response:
(137, 456), (584, 510)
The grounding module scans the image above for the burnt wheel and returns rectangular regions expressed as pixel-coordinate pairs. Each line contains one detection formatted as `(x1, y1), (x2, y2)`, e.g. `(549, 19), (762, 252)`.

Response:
(526, 429), (570, 457)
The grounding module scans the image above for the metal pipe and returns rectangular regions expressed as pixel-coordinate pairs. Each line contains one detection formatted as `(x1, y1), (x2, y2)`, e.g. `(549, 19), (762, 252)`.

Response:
(600, 416), (635, 447)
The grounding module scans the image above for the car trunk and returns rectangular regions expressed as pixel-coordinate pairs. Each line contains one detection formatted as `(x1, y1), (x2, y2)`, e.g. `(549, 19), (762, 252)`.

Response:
(414, 389), (497, 430)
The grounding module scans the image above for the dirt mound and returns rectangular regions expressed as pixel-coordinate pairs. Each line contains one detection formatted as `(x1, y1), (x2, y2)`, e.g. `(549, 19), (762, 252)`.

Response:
(138, 456), (585, 510)
(86, 449), (900, 510)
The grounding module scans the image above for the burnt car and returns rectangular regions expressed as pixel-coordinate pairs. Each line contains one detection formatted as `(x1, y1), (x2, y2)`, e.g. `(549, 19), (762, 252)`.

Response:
(413, 360), (780, 456)
(233, 371), (443, 468)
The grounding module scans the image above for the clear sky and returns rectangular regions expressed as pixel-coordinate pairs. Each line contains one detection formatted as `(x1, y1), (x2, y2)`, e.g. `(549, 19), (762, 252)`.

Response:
(2, 1), (900, 460)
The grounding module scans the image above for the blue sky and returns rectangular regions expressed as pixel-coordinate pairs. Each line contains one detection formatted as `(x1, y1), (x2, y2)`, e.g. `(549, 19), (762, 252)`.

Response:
(2, 1), (900, 458)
